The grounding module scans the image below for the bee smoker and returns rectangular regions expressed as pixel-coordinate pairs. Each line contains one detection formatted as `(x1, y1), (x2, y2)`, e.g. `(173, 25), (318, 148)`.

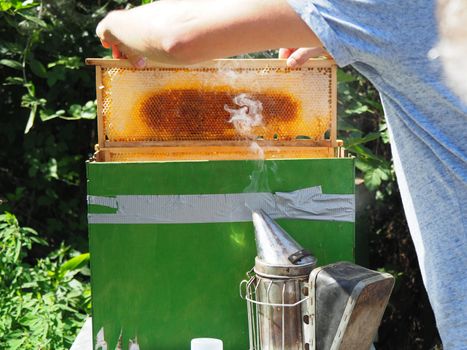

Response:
(241, 211), (394, 350)
(241, 210), (317, 350)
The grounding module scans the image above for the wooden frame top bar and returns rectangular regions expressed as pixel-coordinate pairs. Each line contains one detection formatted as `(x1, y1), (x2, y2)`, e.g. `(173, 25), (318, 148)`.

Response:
(85, 58), (335, 69)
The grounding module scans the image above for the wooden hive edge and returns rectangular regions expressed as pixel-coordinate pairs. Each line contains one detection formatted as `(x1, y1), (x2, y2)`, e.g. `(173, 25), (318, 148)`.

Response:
(103, 140), (343, 148)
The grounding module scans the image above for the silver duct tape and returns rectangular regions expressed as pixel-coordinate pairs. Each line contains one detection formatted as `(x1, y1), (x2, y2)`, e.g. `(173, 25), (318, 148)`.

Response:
(88, 196), (118, 209)
(87, 186), (355, 224)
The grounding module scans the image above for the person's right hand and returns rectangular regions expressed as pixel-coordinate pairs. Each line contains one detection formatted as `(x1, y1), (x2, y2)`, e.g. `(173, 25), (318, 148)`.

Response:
(279, 47), (331, 67)
(96, 10), (148, 68)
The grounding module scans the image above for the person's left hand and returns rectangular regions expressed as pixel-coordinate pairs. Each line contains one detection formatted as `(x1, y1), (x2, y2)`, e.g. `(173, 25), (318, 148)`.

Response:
(279, 47), (331, 67)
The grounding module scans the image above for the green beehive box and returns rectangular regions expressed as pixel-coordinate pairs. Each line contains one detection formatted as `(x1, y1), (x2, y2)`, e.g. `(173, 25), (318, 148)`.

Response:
(86, 58), (357, 349)
(87, 158), (355, 349)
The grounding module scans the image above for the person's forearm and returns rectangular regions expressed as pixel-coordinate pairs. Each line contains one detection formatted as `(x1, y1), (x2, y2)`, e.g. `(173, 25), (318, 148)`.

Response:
(97, 0), (321, 64)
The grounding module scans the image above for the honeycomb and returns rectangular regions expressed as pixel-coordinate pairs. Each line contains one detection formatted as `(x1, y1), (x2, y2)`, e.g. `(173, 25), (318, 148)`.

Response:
(98, 61), (334, 143)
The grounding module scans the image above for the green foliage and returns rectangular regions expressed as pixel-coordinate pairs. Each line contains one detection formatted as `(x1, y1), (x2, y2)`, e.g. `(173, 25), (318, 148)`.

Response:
(337, 68), (394, 194)
(0, 0), (100, 132)
(0, 1), (127, 346)
(0, 212), (91, 350)
(0, 0), (146, 248)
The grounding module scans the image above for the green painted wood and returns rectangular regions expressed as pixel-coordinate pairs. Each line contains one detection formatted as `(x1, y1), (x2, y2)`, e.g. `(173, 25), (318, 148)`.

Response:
(88, 204), (117, 214)
(87, 159), (355, 349)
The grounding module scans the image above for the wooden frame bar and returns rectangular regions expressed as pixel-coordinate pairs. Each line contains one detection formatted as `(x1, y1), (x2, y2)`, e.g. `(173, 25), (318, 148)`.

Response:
(85, 58), (335, 69)
(330, 64), (338, 148)
(95, 66), (105, 149)
(104, 140), (343, 148)
(98, 145), (335, 161)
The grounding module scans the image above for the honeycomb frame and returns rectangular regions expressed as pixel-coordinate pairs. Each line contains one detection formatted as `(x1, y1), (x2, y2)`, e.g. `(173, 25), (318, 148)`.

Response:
(86, 58), (338, 161)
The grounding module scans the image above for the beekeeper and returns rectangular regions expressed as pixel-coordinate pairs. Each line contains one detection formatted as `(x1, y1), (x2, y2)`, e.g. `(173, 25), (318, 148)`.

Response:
(95, 1), (467, 348)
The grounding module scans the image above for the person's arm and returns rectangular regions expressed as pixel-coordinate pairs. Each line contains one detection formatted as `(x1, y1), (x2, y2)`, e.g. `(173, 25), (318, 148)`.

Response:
(96, 0), (322, 66)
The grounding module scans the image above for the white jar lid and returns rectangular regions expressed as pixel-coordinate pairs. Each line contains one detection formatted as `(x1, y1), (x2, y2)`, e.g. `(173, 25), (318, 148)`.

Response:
(191, 338), (223, 350)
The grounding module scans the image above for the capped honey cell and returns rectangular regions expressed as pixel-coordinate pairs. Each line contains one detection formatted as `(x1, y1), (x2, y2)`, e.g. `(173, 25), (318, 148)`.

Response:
(97, 61), (335, 144)
(133, 88), (300, 141)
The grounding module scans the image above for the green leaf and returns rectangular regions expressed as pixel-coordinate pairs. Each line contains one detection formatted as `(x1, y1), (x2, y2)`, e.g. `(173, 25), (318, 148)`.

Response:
(24, 103), (36, 134)
(355, 158), (373, 172)
(3, 76), (24, 85)
(17, 12), (47, 28)
(0, 58), (22, 70)
(346, 132), (381, 147)
(29, 58), (47, 78)
(0, 1), (12, 11)
(348, 143), (387, 163)
(82, 100), (97, 119)
(361, 96), (383, 111)
(6, 337), (25, 350)
(345, 103), (369, 115)
(47, 56), (82, 69)
(2, 0), (39, 11)
(364, 168), (382, 191)
(377, 167), (391, 181)
(337, 69), (356, 83)
(47, 158), (58, 179)
(337, 119), (361, 133)
(14, 239), (21, 262)
(46, 65), (65, 87)
(67, 101), (96, 120)
(18, 0), (40, 9)
(59, 253), (90, 276)
(68, 104), (82, 117)
(0, 40), (23, 55)
(39, 109), (65, 122)
(24, 81), (35, 95)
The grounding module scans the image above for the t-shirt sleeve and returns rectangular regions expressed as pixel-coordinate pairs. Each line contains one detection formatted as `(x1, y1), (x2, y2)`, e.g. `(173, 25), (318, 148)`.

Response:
(286, 0), (389, 67)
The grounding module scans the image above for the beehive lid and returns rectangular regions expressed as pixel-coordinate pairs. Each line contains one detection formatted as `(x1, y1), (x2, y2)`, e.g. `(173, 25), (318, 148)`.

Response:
(86, 58), (338, 161)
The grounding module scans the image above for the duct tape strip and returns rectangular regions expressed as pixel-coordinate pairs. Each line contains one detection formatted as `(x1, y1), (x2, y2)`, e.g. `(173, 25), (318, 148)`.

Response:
(87, 186), (355, 224)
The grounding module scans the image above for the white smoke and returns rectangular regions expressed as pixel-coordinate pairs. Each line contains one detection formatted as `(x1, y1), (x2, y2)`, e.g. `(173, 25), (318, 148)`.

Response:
(249, 141), (265, 159)
(224, 93), (264, 140)
(223, 93), (271, 190)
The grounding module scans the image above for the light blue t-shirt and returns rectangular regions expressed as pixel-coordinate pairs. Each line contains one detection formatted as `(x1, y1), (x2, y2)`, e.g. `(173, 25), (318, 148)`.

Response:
(286, 0), (467, 348)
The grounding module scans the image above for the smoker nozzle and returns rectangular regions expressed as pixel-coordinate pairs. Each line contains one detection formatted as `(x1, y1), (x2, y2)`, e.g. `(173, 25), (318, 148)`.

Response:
(252, 210), (317, 272)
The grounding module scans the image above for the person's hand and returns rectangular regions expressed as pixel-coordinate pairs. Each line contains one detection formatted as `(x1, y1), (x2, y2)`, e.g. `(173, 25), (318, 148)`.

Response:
(96, 10), (148, 68)
(279, 47), (330, 67)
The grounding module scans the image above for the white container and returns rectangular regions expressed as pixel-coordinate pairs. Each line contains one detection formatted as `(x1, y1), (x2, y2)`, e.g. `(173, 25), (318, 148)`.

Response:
(191, 338), (223, 350)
